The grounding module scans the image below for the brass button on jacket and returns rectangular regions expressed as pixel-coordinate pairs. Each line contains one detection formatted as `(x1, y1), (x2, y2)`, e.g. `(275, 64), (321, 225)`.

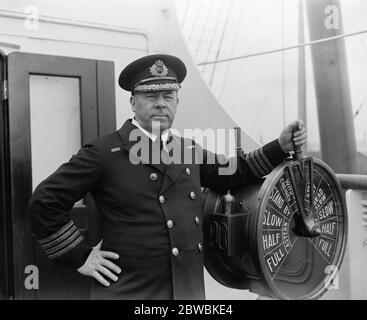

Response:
(167, 220), (174, 229)
(159, 195), (165, 204)
(149, 173), (158, 181)
(190, 191), (196, 200)
(172, 247), (179, 256)
(197, 242), (203, 252)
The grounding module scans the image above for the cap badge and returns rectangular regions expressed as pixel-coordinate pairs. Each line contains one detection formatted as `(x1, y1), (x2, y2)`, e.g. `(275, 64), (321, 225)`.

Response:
(150, 60), (168, 77)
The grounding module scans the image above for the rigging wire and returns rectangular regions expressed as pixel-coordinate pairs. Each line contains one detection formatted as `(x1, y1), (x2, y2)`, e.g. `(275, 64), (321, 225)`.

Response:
(197, 28), (367, 65)
(181, 0), (191, 28)
(341, 6), (367, 119)
(343, 7), (367, 78)
(202, 0), (226, 78)
(343, 6), (367, 62)
(209, 0), (234, 87)
(187, 0), (204, 45)
(194, 0), (215, 60)
(219, 2), (265, 103)
(354, 94), (367, 118)
(251, 70), (279, 133)
(219, 0), (246, 100)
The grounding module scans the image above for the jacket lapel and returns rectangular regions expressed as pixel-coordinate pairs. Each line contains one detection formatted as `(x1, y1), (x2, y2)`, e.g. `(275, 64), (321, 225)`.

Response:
(159, 135), (189, 194)
(117, 119), (167, 175)
(117, 120), (194, 193)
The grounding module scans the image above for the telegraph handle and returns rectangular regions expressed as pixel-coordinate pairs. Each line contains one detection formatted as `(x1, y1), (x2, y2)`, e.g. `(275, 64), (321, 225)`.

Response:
(293, 145), (303, 161)
(290, 127), (321, 237)
(293, 129), (304, 161)
(234, 127), (242, 156)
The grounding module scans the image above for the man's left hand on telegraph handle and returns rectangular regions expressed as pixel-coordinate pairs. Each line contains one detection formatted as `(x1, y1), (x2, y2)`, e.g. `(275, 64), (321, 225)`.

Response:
(278, 119), (307, 153)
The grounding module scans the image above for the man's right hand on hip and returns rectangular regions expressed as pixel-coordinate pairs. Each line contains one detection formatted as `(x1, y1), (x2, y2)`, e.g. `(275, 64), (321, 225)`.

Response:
(77, 240), (121, 287)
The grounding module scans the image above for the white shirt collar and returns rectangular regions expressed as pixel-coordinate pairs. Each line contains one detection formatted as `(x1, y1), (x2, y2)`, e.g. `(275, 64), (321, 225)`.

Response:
(131, 118), (170, 147)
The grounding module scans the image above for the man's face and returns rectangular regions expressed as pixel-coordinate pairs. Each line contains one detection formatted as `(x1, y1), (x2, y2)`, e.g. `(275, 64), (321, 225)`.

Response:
(130, 90), (179, 133)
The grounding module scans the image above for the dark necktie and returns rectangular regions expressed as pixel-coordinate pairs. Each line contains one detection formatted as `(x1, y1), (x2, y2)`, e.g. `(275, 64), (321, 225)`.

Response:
(153, 135), (163, 152)
(155, 135), (172, 164)
(158, 135), (164, 152)
(153, 135), (164, 164)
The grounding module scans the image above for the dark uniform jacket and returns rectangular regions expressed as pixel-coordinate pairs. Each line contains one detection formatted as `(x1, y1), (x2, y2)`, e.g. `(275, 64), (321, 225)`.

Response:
(29, 119), (288, 300)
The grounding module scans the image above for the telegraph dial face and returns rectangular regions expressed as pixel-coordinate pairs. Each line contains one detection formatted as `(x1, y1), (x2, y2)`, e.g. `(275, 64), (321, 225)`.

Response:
(257, 157), (347, 299)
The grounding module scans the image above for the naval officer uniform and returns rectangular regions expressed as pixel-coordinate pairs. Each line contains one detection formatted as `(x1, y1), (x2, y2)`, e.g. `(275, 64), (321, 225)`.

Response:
(29, 54), (288, 299)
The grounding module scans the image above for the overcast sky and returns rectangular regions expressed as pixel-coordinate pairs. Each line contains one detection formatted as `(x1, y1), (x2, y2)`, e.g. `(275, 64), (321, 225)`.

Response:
(176, 0), (367, 154)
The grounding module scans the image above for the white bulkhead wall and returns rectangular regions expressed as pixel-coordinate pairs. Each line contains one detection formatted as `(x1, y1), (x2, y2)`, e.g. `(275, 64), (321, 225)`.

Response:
(0, 0), (260, 153)
(0, 0), (259, 299)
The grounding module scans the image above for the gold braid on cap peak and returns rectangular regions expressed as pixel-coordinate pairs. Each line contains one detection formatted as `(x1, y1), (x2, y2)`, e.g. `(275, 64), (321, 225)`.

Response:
(134, 83), (181, 92)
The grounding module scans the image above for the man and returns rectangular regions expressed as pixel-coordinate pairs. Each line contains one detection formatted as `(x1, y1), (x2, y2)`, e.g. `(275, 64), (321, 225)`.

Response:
(29, 54), (307, 300)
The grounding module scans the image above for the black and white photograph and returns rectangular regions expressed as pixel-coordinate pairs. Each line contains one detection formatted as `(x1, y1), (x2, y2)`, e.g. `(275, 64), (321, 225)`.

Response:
(0, 0), (366, 307)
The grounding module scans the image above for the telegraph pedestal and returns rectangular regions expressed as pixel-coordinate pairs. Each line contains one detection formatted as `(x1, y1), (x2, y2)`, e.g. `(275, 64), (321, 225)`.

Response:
(203, 145), (347, 299)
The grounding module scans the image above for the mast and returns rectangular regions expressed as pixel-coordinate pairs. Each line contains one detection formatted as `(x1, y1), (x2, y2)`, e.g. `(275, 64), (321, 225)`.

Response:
(305, 0), (358, 174)
(298, 0), (307, 150)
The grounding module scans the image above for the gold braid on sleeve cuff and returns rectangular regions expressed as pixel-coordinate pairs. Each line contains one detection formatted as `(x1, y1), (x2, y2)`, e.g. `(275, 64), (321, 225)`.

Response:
(245, 147), (274, 177)
(39, 220), (84, 260)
